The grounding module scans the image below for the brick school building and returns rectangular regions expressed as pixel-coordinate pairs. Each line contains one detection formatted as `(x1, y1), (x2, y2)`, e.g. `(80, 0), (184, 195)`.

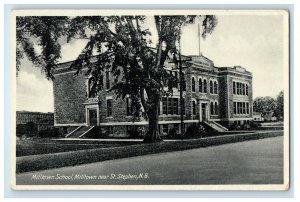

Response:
(52, 54), (253, 137)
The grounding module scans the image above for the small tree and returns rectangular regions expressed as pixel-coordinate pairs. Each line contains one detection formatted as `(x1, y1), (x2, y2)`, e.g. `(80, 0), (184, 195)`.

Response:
(274, 91), (284, 121)
(253, 96), (276, 119)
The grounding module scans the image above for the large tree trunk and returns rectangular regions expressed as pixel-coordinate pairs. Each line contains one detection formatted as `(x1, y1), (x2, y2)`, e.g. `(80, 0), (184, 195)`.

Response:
(143, 94), (162, 143)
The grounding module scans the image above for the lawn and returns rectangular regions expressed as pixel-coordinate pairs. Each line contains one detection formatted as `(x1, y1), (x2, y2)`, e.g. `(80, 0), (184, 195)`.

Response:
(16, 139), (139, 157)
(16, 131), (283, 173)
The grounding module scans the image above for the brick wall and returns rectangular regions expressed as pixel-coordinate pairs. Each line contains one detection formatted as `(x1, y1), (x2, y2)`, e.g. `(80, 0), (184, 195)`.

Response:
(53, 71), (87, 125)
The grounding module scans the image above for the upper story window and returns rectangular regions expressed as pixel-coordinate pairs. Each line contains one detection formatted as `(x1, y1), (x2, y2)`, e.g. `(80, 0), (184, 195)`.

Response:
(106, 71), (110, 89)
(87, 77), (96, 98)
(214, 81), (218, 94)
(107, 99), (113, 117)
(199, 78), (203, 93)
(233, 81), (236, 94)
(210, 80), (213, 94)
(191, 77), (196, 92)
(233, 81), (249, 96)
(203, 79), (207, 93)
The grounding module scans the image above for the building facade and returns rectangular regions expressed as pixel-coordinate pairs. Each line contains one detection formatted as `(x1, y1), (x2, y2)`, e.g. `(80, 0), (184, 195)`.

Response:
(16, 111), (54, 131)
(53, 54), (253, 137)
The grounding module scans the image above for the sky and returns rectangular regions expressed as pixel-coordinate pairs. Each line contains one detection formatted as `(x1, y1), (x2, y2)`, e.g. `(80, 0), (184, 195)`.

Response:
(16, 14), (285, 113)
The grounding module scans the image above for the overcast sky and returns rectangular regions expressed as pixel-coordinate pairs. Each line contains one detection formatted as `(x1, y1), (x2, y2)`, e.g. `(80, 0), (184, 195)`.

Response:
(17, 14), (285, 112)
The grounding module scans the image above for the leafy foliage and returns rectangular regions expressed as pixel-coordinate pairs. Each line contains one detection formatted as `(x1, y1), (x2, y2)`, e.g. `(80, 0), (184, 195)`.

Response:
(274, 91), (284, 120)
(16, 16), (69, 79)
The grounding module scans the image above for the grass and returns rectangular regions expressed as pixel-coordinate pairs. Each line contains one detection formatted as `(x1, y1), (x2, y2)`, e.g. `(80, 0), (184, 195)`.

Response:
(16, 139), (139, 157)
(16, 131), (283, 173)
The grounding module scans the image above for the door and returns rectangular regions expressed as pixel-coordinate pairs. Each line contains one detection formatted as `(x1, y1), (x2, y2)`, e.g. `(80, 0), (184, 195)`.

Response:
(202, 103), (206, 121)
(88, 109), (98, 126)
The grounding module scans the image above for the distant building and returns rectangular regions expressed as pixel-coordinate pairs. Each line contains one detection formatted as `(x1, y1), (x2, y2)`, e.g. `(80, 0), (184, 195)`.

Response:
(52, 53), (253, 137)
(16, 111), (54, 131)
(253, 112), (264, 122)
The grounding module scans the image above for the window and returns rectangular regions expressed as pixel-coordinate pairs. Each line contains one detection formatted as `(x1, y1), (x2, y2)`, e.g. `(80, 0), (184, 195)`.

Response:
(234, 102), (237, 114)
(192, 77), (195, 92)
(246, 84), (249, 96)
(168, 98), (173, 115)
(173, 124), (179, 132)
(210, 102), (214, 115)
(242, 83), (245, 95)
(233, 82), (236, 94)
(242, 102), (246, 114)
(214, 81), (218, 94)
(162, 97), (179, 115)
(173, 98), (179, 115)
(87, 77), (96, 98)
(162, 97), (167, 114)
(215, 102), (218, 115)
(246, 102), (249, 114)
(181, 98), (185, 115)
(162, 124), (168, 134)
(210, 80), (213, 94)
(126, 97), (132, 116)
(203, 79), (207, 93)
(192, 100), (197, 115)
(106, 71), (110, 89)
(199, 78), (203, 93)
(237, 102), (241, 114)
(234, 102), (250, 115)
(107, 99), (112, 117)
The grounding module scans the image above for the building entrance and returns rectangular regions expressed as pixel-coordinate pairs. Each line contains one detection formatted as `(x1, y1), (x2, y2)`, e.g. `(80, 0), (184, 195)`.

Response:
(88, 109), (98, 126)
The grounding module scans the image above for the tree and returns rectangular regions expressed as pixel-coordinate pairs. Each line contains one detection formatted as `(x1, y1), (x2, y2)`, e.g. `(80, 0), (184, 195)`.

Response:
(274, 91), (284, 120)
(16, 15), (217, 142)
(16, 16), (69, 79)
(253, 96), (276, 118)
(67, 15), (217, 142)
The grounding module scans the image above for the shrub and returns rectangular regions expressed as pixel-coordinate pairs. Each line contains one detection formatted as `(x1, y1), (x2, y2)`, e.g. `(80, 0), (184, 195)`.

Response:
(127, 126), (146, 138)
(38, 127), (62, 138)
(184, 123), (206, 138)
(16, 122), (38, 138)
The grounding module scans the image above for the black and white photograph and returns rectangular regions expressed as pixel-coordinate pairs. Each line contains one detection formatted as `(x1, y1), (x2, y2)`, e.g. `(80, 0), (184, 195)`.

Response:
(11, 9), (289, 190)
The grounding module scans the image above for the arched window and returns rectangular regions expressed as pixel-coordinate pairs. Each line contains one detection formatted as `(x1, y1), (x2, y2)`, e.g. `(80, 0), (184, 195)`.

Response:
(210, 80), (213, 94)
(199, 78), (203, 93)
(191, 77), (196, 92)
(245, 84), (249, 96)
(192, 100), (197, 115)
(210, 102), (214, 115)
(87, 77), (96, 98)
(203, 79), (207, 93)
(214, 81), (218, 94)
(215, 102), (218, 115)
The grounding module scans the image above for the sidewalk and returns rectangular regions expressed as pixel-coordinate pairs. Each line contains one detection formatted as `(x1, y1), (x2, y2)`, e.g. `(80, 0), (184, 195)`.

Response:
(52, 129), (283, 142)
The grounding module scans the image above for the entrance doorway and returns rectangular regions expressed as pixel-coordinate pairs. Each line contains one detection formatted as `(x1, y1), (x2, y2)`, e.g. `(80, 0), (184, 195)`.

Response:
(88, 109), (98, 126)
(201, 103), (207, 122)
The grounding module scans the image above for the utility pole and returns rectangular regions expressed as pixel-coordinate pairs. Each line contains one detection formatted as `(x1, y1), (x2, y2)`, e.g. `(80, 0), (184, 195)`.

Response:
(198, 23), (201, 56)
(169, 37), (191, 136)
